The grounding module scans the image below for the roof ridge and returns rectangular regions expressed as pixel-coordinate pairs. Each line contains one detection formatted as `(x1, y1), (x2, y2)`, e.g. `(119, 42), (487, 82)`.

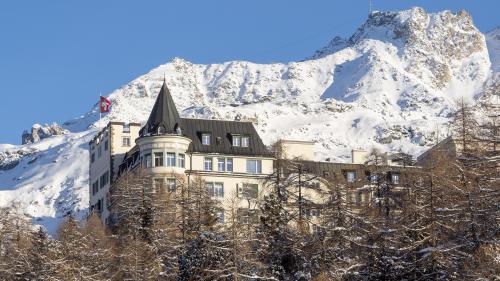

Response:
(180, 117), (253, 124)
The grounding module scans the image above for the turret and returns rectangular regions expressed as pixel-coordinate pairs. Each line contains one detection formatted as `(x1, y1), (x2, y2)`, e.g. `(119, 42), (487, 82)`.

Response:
(136, 80), (192, 174)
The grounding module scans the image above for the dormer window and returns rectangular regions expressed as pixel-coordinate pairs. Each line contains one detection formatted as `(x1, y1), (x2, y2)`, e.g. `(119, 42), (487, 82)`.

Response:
(174, 123), (182, 135)
(391, 172), (400, 184)
(241, 136), (250, 147)
(232, 135), (241, 147)
(232, 135), (250, 147)
(346, 171), (356, 183)
(202, 133), (211, 145)
(123, 123), (130, 133)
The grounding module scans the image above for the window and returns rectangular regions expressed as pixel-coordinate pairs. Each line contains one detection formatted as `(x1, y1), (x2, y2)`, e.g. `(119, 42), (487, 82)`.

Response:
(166, 152), (176, 167)
(237, 208), (258, 224)
(232, 135), (241, 147)
(312, 225), (320, 234)
(218, 158), (225, 171)
(154, 178), (164, 191)
(175, 124), (182, 135)
(96, 199), (102, 212)
(355, 191), (363, 205)
(178, 153), (185, 168)
(122, 137), (131, 147)
(98, 146), (102, 158)
(154, 152), (164, 167)
(91, 153), (95, 163)
(241, 136), (250, 147)
(302, 208), (321, 218)
(202, 133), (211, 145)
(217, 158), (233, 172)
(206, 182), (224, 197)
(346, 171), (356, 183)
(166, 178), (176, 192)
(307, 182), (321, 189)
(233, 135), (249, 147)
(204, 157), (213, 171)
(246, 159), (262, 174)
(238, 183), (258, 199)
(370, 173), (378, 184)
(104, 140), (108, 151)
(123, 123), (130, 133)
(215, 209), (225, 224)
(101, 171), (109, 188)
(144, 153), (152, 168)
(391, 173), (400, 184)
(311, 209), (321, 217)
(105, 193), (110, 208)
(99, 171), (109, 188)
(92, 181), (99, 195)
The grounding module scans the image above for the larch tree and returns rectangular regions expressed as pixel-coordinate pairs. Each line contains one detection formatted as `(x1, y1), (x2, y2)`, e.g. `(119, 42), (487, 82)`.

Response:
(0, 208), (34, 280)
(110, 168), (165, 280)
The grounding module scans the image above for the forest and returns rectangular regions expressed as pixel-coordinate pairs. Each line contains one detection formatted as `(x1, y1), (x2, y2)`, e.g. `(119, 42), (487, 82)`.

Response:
(0, 99), (498, 280)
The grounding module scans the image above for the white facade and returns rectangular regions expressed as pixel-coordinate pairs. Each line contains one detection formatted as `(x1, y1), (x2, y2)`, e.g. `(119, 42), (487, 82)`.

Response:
(135, 134), (274, 222)
(90, 125), (275, 224)
(88, 122), (141, 223)
(280, 140), (315, 161)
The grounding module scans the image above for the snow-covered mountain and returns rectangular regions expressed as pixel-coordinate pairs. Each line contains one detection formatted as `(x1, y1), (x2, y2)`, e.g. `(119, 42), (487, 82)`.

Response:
(486, 26), (500, 72)
(0, 7), (498, 232)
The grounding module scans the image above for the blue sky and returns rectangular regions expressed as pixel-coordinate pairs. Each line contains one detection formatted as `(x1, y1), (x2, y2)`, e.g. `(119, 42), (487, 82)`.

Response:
(0, 0), (498, 144)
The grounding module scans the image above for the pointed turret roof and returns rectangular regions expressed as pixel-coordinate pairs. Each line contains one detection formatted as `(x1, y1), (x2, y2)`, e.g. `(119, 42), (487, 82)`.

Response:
(139, 80), (181, 137)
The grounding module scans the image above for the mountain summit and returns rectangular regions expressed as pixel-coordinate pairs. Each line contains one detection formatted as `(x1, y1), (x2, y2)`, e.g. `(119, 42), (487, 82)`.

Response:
(0, 7), (497, 232)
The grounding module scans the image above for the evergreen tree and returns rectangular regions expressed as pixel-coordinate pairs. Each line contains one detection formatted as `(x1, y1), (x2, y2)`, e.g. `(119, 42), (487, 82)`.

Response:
(178, 232), (232, 281)
(257, 141), (315, 280)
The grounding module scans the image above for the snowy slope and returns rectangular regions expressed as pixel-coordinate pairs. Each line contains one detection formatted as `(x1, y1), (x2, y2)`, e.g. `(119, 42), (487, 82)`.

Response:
(486, 26), (500, 72)
(0, 7), (496, 232)
(0, 131), (95, 233)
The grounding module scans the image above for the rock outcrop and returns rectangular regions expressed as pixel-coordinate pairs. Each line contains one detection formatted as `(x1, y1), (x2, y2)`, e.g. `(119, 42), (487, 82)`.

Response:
(22, 123), (68, 145)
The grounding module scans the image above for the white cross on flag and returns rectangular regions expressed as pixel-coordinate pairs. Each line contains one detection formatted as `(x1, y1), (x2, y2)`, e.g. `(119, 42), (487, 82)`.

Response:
(100, 96), (111, 113)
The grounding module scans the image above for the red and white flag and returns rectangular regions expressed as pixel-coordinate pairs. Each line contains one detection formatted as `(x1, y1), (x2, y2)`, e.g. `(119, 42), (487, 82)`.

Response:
(100, 96), (111, 113)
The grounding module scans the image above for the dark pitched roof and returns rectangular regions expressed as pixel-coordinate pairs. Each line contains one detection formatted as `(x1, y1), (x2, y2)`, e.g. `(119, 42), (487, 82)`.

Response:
(291, 160), (419, 183)
(139, 81), (181, 137)
(119, 118), (271, 174)
(137, 79), (270, 157)
(297, 160), (417, 174)
(180, 118), (270, 157)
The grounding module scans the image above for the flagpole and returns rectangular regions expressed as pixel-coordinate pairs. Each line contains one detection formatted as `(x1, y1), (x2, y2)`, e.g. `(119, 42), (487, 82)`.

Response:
(99, 92), (102, 131)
